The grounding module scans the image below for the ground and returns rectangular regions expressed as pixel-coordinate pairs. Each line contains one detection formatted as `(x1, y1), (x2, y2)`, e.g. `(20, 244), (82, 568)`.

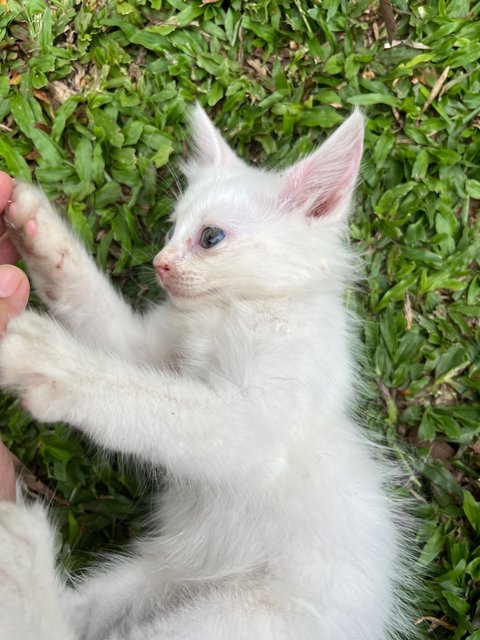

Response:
(0, 1), (478, 639)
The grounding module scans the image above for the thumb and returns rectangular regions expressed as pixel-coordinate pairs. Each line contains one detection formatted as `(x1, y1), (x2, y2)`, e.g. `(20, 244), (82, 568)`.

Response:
(0, 265), (30, 332)
(0, 440), (16, 502)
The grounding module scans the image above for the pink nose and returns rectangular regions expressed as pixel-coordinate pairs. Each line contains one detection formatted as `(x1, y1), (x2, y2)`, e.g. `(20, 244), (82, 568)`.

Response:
(154, 259), (176, 285)
(155, 261), (171, 276)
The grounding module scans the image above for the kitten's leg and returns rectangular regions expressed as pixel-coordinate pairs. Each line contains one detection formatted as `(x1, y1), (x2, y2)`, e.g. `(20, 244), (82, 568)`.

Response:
(5, 182), (147, 358)
(106, 584), (318, 640)
(0, 312), (286, 483)
(65, 559), (161, 640)
(0, 501), (75, 640)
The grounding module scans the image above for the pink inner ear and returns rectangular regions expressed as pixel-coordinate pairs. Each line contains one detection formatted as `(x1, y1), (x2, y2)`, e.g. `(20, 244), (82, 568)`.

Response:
(308, 143), (361, 218)
(280, 116), (363, 219)
(308, 194), (339, 219)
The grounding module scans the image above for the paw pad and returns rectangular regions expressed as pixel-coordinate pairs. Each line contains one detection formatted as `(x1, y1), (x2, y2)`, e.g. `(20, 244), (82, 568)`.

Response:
(24, 219), (37, 238)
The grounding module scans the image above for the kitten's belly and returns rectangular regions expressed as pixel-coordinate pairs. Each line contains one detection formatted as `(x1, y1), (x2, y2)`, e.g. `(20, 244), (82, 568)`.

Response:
(127, 447), (399, 640)
(145, 445), (397, 598)
(145, 483), (268, 583)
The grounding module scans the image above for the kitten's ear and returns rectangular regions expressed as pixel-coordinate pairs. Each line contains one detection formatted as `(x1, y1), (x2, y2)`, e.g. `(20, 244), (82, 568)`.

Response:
(184, 104), (244, 174)
(279, 110), (364, 220)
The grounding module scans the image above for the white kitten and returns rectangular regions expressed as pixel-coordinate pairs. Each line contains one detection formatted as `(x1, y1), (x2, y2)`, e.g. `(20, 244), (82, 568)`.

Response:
(0, 107), (415, 640)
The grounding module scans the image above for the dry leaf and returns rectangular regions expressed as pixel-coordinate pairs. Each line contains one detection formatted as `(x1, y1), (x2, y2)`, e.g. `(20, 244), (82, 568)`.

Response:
(422, 66), (450, 113)
(33, 89), (50, 103)
(470, 440), (480, 455)
(12, 454), (70, 505)
(379, 0), (396, 45)
(429, 440), (456, 461)
(247, 59), (268, 77)
(48, 80), (76, 105)
(408, 428), (456, 461)
(403, 293), (413, 330)
(414, 616), (456, 631)
(384, 40), (431, 50)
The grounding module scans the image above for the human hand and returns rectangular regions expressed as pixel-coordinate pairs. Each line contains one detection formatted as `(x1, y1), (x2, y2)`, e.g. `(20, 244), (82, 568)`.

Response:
(0, 172), (30, 331)
(0, 171), (31, 503)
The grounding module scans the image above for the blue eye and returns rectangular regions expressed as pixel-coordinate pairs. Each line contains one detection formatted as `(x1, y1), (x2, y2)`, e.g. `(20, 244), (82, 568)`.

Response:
(166, 223), (175, 241)
(200, 227), (225, 249)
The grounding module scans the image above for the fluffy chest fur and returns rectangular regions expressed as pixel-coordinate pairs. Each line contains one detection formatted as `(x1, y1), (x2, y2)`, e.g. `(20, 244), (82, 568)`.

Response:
(169, 301), (295, 386)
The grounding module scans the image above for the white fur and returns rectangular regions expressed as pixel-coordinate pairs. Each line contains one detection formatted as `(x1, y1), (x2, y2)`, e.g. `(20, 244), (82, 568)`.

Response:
(0, 108), (414, 640)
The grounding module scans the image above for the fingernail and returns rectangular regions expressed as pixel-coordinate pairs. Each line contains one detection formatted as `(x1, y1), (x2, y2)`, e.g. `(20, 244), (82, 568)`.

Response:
(0, 268), (21, 297)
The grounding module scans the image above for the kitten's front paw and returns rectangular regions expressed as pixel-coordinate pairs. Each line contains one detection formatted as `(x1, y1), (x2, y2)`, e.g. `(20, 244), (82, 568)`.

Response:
(6, 182), (71, 268)
(0, 311), (74, 422)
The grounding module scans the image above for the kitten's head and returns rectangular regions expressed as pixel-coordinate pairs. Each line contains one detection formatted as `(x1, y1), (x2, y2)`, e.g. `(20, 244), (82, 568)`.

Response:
(154, 105), (363, 308)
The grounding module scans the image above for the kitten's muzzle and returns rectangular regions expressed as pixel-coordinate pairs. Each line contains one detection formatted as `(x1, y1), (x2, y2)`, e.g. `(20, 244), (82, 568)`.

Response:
(155, 261), (171, 278)
(153, 254), (176, 286)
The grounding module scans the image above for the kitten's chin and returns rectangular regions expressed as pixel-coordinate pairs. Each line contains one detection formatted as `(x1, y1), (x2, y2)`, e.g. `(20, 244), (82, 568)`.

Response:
(164, 285), (219, 309)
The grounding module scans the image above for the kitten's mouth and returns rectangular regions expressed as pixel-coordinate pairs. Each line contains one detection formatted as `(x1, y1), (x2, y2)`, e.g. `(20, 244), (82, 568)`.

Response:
(154, 270), (218, 302)
(162, 283), (217, 301)
(168, 288), (204, 300)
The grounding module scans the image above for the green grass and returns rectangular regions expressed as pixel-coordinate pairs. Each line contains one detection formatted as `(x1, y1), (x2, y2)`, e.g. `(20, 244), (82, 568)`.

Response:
(0, 1), (479, 638)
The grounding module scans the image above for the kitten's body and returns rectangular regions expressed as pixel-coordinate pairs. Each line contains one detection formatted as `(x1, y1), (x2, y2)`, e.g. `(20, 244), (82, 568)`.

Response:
(0, 108), (412, 639)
